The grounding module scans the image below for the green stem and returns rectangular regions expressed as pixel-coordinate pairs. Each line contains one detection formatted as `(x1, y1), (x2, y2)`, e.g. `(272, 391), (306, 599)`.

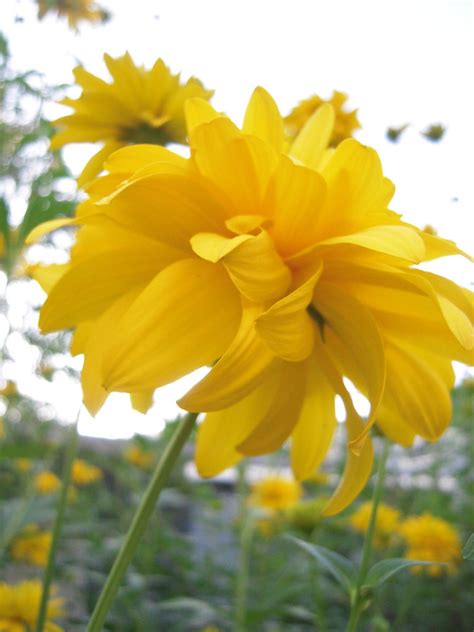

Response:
(87, 412), (197, 632)
(36, 422), (79, 632)
(234, 515), (254, 632)
(346, 440), (389, 632)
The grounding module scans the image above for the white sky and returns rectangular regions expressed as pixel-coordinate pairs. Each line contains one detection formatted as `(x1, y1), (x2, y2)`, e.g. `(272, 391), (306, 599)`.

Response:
(2, 0), (473, 438)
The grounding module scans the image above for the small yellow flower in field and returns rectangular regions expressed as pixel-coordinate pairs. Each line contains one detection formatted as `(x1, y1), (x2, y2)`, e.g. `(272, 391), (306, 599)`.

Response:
(124, 445), (155, 469)
(31, 87), (473, 515)
(34, 471), (61, 495)
(250, 475), (302, 513)
(0, 580), (64, 632)
(10, 524), (52, 567)
(15, 459), (33, 472)
(285, 90), (360, 146)
(199, 627), (221, 632)
(349, 501), (401, 547)
(37, 0), (108, 31)
(51, 52), (213, 186)
(71, 459), (102, 485)
(400, 513), (461, 576)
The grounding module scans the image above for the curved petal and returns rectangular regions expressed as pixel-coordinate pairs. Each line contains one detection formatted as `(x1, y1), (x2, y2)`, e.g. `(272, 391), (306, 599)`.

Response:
(102, 258), (242, 393)
(104, 144), (187, 174)
(130, 390), (155, 414)
(78, 141), (125, 187)
(289, 103), (335, 170)
(237, 360), (307, 455)
(243, 87), (284, 153)
(291, 353), (338, 480)
(179, 306), (275, 412)
(185, 98), (226, 136)
(421, 230), (473, 262)
(314, 282), (386, 451)
(255, 262), (323, 361)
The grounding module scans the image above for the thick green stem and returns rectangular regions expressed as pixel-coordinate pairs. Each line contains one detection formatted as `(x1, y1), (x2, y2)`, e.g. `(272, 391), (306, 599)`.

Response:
(346, 440), (390, 632)
(87, 412), (197, 632)
(36, 422), (79, 632)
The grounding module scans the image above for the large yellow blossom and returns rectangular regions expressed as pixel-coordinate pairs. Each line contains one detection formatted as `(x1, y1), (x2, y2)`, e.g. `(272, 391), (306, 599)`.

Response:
(349, 501), (401, 547)
(285, 90), (361, 146)
(400, 513), (462, 576)
(249, 474), (302, 512)
(71, 458), (102, 485)
(51, 53), (213, 186)
(31, 88), (473, 515)
(0, 580), (64, 632)
(37, 0), (107, 31)
(10, 524), (52, 567)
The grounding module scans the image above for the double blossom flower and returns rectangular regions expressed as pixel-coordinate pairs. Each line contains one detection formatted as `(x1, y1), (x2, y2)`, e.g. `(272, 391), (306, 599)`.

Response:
(32, 88), (473, 514)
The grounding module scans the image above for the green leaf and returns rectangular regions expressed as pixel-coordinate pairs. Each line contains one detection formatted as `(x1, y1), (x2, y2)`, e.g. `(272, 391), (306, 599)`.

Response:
(0, 197), (10, 244)
(462, 534), (474, 560)
(285, 534), (356, 593)
(16, 194), (75, 243)
(0, 442), (52, 459)
(364, 558), (444, 588)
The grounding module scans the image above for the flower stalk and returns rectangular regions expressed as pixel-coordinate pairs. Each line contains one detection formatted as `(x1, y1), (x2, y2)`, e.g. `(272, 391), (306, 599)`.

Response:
(87, 412), (198, 632)
(36, 421), (79, 632)
(346, 439), (390, 632)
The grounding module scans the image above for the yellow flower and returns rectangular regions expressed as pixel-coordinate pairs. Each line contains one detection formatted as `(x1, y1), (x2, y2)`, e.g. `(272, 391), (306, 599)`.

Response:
(124, 445), (155, 469)
(250, 475), (302, 512)
(34, 471), (61, 495)
(71, 459), (102, 485)
(32, 88), (473, 515)
(51, 53), (213, 186)
(15, 459), (32, 473)
(37, 0), (108, 31)
(400, 513), (462, 576)
(285, 90), (361, 146)
(0, 579), (64, 632)
(349, 501), (401, 547)
(10, 524), (52, 567)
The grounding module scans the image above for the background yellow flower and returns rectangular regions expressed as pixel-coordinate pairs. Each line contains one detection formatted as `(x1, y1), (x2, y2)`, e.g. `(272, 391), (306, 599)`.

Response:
(10, 524), (52, 567)
(0, 579), (64, 632)
(400, 513), (462, 576)
(71, 459), (102, 485)
(250, 475), (302, 513)
(124, 445), (155, 469)
(36, 0), (108, 31)
(349, 501), (401, 547)
(51, 52), (213, 186)
(34, 471), (61, 495)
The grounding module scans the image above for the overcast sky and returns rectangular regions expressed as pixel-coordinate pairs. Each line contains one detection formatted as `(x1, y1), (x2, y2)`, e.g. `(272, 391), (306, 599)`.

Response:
(2, 0), (472, 438)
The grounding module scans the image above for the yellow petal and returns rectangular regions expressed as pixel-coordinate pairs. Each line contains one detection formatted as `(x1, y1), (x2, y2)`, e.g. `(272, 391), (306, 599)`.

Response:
(192, 230), (291, 303)
(421, 230), (473, 262)
(29, 263), (68, 293)
(26, 218), (78, 244)
(291, 354), (337, 480)
(225, 214), (269, 235)
(289, 103), (335, 170)
(237, 360), (307, 455)
(185, 98), (224, 136)
(102, 258), (241, 393)
(243, 86), (284, 153)
(70, 322), (93, 356)
(104, 144), (187, 174)
(322, 411), (374, 516)
(255, 263), (323, 361)
(179, 306), (275, 412)
(264, 155), (326, 257)
(195, 374), (280, 477)
(130, 390), (155, 414)
(314, 282), (386, 450)
(77, 141), (125, 188)
(40, 239), (182, 332)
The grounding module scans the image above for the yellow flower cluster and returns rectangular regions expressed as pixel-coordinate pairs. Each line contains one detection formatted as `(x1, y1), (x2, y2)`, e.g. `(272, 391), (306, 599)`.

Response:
(285, 90), (360, 147)
(250, 475), (302, 513)
(124, 445), (155, 469)
(51, 53), (213, 186)
(37, 0), (107, 31)
(71, 458), (103, 485)
(34, 471), (61, 495)
(349, 501), (401, 547)
(15, 458), (33, 472)
(10, 524), (52, 567)
(31, 68), (472, 514)
(400, 513), (461, 576)
(0, 580), (64, 632)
